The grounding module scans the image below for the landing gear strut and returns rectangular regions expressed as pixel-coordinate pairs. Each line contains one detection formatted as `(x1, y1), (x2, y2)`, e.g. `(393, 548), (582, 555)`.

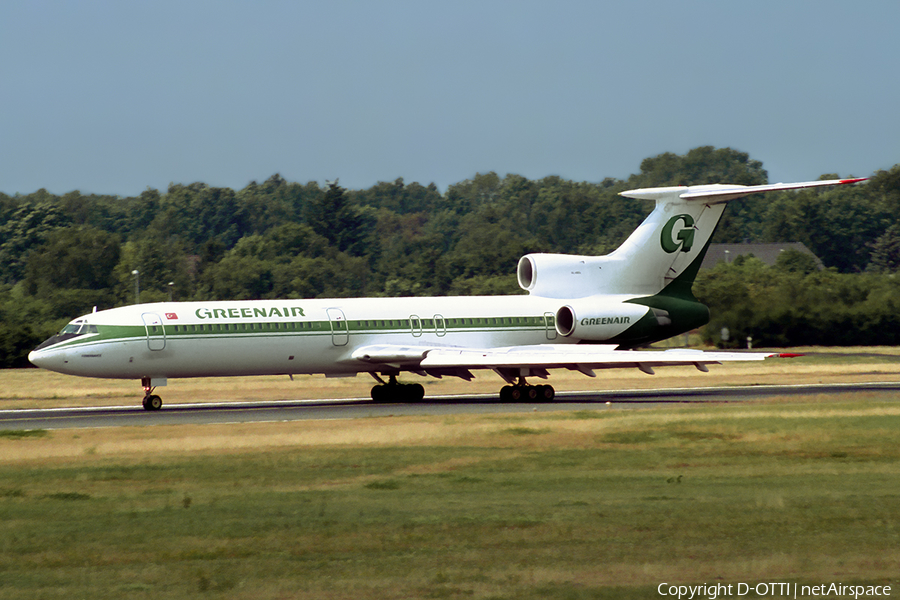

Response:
(499, 377), (555, 402)
(370, 374), (425, 403)
(141, 378), (162, 411)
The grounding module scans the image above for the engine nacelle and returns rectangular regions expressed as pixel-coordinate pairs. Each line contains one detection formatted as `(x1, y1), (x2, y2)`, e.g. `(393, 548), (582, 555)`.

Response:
(517, 253), (608, 298)
(555, 300), (651, 341)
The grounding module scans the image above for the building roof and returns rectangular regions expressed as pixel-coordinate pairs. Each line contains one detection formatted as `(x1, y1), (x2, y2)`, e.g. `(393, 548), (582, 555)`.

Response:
(701, 242), (823, 270)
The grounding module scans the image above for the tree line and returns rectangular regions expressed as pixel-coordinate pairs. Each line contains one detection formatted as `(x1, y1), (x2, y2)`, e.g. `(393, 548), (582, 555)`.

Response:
(2, 146), (899, 366)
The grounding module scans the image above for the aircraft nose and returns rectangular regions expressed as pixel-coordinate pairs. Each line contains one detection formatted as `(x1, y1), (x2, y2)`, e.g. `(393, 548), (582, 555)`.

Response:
(29, 348), (65, 372)
(28, 349), (47, 369)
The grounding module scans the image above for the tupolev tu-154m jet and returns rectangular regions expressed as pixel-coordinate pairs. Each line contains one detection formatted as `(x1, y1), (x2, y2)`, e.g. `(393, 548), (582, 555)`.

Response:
(29, 177), (866, 410)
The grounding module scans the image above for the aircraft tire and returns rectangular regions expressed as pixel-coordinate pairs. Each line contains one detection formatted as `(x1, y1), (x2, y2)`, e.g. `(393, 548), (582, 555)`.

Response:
(371, 385), (387, 403)
(143, 395), (162, 411)
(537, 385), (555, 401)
(408, 383), (425, 402)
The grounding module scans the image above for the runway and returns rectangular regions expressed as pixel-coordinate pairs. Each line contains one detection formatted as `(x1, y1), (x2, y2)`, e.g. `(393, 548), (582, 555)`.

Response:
(2, 381), (898, 431)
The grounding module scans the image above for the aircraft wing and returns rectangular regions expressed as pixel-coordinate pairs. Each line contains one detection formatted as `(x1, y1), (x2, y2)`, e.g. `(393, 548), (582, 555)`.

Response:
(421, 345), (775, 374)
(351, 343), (781, 381)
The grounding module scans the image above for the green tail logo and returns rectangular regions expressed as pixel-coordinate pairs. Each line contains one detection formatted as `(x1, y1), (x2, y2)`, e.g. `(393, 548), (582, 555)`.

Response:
(660, 214), (696, 253)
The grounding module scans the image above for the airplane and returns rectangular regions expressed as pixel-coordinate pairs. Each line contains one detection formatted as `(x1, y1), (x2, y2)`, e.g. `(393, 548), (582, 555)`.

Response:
(28, 177), (866, 410)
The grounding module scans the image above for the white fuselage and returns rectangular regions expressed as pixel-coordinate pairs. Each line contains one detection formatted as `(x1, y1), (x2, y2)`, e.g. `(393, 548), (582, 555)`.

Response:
(30, 294), (645, 382)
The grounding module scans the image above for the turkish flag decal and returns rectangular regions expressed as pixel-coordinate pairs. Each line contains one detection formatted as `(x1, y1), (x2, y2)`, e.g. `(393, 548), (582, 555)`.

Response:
(165, 313), (178, 320)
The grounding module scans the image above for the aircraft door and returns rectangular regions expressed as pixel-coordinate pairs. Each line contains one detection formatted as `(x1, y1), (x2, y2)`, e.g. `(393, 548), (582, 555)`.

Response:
(141, 313), (166, 351)
(543, 312), (557, 340)
(434, 314), (447, 337)
(409, 315), (423, 338)
(326, 308), (349, 346)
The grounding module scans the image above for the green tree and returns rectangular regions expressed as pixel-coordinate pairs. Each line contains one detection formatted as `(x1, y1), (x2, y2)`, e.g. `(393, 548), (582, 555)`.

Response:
(236, 175), (294, 236)
(114, 235), (191, 303)
(353, 178), (442, 214)
(793, 182), (888, 272)
(162, 183), (248, 249)
(0, 195), (71, 284)
(23, 227), (121, 311)
(0, 286), (59, 368)
(304, 181), (374, 256)
(867, 224), (900, 273)
(773, 248), (819, 275)
(628, 146), (768, 188)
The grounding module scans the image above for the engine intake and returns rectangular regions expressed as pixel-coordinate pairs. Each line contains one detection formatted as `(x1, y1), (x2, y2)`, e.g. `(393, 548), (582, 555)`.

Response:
(517, 254), (607, 298)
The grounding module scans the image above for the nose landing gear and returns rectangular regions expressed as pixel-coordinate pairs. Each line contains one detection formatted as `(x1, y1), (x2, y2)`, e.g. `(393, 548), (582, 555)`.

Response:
(142, 393), (163, 410)
(141, 377), (163, 410)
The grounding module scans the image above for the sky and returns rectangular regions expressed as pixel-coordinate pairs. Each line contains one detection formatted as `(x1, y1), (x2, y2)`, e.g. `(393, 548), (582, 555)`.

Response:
(2, 0), (898, 197)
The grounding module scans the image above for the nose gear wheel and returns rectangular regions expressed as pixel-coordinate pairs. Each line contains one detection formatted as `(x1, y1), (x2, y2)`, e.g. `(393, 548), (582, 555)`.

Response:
(141, 378), (163, 410)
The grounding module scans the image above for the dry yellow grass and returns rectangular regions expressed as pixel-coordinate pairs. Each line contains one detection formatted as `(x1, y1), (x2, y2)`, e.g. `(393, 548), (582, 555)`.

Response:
(3, 346), (899, 409)
(3, 396), (898, 467)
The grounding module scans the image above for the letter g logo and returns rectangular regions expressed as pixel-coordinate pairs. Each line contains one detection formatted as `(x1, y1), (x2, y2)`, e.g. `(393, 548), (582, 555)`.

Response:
(660, 214), (696, 253)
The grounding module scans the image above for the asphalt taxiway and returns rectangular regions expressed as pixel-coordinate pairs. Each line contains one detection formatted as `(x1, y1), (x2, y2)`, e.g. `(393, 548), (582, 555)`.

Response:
(1, 382), (898, 431)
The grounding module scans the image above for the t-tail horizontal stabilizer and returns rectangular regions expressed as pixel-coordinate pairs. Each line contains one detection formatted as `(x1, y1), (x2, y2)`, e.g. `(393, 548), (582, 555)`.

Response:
(620, 177), (868, 203)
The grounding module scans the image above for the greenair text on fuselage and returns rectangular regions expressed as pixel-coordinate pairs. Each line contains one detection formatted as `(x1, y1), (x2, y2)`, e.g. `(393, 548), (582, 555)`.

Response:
(195, 306), (306, 320)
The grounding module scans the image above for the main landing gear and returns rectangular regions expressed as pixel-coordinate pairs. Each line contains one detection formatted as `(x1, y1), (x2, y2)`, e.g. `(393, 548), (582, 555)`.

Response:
(499, 378), (555, 402)
(141, 377), (162, 411)
(370, 374), (425, 403)
(367, 374), (555, 404)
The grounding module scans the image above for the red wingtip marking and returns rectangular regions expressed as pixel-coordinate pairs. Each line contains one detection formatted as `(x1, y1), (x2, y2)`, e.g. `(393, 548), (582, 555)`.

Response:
(839, 178), (868, 184)
(776, 353), (804, 358)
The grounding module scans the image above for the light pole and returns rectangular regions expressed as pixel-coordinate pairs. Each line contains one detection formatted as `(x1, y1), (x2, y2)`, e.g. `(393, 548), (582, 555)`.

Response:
(168, 281), (175, 302)
(132, 270), (140, 304)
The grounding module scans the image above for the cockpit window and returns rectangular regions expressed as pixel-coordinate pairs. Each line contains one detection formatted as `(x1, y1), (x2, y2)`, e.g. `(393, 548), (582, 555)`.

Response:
(59, 323), (98, 335)
(34, 321), (98, 352)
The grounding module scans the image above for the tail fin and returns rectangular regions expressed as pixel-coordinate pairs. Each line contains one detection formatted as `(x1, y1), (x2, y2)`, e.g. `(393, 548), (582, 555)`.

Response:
(517, 178), (865, 299)
(605, 178), (867, 297)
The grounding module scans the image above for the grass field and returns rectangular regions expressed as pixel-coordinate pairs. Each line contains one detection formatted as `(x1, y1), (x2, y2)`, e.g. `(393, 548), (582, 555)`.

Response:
(1, 349), (899, 598)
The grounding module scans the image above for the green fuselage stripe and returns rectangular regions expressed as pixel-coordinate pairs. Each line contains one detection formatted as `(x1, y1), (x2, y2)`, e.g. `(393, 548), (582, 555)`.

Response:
(46, 314), (554, 351)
